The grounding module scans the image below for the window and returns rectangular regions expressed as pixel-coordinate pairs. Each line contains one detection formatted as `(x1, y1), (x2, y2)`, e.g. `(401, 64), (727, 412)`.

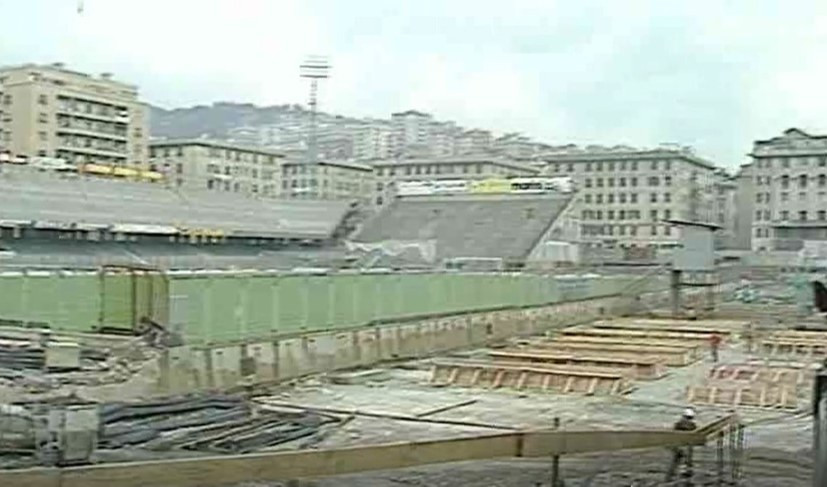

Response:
(755, 210), (762, 221)
(664, 161), (671, 171)
(781, 192), (789, 202)
(618, 210), (626, 220)
(607, 210), (614, 220)
(648, 176), (660, 186)
(619, 193), (627, 203)
(800, 211), (807, 221)
(820, 175), (826, 187)
(799, 175), (808, 189)
(38, 94), (48, 105)
(630, 193), (638, 203)
(38, 112), (48, 123)
(596, 210), (602, 220)
(819, 210), (826, 221)
(764, 210), (770, 221)
(584, 194), (592, 203)
(608, 162), (616, 171)
(650, 209), (658, 220)
(782, 158), (790, 168)
(663, 192), (671, 203)
(756, 193), (763, 204)
(629, 225), (637, 236)
(596, 178), (604, 187)
(630, 177), (638, 187)
(607, 193), (615, 203)
(607, 178), (615, 187)
(597, 162), (603, 171)
(664, 209), (671, 219)
(650, 160), (658, 171)
(596, 194), (603, 204)
(567, 163), (574, 172)
(820, 157), (827, 168)
(650, 193), (657, 203)
(619, 177), (626, 187)
(586, 162), (592, 171)
(664, 176), (672, 186)
(781, 175), (789, 189)
(664, 225), (671, 236)
(781, 210), (789, 220)
(651, 225), (658, 236)
(38, 131), (47, 142)
(631, 161), (638, 171)
(585, 178), (592, 188)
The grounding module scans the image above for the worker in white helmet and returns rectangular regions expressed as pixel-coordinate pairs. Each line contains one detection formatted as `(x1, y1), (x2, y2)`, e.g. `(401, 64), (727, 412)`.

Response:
(666, 408), (698, 481)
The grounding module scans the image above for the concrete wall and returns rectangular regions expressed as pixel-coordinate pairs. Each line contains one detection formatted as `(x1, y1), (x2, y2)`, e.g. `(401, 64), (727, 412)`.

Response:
(67, 281), (733, 402)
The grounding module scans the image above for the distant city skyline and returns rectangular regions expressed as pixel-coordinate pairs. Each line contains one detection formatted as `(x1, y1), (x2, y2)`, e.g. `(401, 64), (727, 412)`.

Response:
(4, 0), (827, 167)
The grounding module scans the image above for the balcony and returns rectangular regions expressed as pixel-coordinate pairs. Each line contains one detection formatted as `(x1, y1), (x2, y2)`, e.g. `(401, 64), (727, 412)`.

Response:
(56, 105), (129, 124)
(57, 125), (128, 141)
(57, 143), (127, 159)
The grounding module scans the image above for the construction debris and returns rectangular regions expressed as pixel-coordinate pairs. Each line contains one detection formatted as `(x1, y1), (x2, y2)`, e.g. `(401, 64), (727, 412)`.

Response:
(488, 350), (666, 380)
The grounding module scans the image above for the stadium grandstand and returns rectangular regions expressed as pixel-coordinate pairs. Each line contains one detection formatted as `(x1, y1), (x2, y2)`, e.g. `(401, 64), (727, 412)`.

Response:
(0, 165), (353, 269)
(348, 177), (578, 270)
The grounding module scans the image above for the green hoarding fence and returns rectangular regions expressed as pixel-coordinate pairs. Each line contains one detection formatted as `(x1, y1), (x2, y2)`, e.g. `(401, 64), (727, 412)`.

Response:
(0, 270), (663, 344)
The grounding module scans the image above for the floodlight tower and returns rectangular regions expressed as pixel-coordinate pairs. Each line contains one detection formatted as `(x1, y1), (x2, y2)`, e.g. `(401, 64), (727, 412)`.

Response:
(300, 56), (331, 164)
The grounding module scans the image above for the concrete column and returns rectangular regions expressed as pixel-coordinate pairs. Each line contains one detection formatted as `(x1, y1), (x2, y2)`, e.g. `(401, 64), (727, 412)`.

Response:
(670, 269), (682, 318)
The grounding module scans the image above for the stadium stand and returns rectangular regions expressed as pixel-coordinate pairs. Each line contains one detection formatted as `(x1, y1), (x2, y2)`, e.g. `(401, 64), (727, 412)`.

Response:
(350, 194), (573, 266)
(0, 166), (350, 240)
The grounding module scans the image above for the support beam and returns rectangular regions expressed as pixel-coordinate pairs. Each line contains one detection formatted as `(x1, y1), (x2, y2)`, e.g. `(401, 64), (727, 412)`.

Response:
(0, 416), (739, 487)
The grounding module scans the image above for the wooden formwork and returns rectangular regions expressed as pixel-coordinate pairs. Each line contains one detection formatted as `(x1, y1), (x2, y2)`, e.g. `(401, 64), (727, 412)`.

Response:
(548, 335), (703, 359)
(758, 338), (827, 359)
(559, 326), (716, 345)
(488, 349), (667, 380)
(708, 363), (814, 386)
(686, 382), (799, 410)
(591, 319), (743, 337)
(429, 360), (633, 395)
(529, 341), (696, 366)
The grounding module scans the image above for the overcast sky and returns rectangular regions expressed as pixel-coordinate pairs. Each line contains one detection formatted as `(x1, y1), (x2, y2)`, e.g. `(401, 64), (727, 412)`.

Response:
(2, 0), (827, 168)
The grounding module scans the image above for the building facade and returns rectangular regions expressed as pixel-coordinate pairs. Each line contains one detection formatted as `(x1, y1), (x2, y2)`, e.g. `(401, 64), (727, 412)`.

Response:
(370, 155), (539, 206)
(749, 128), (827, 251)
(149, 140), (283, 198)
(540, 146), (720, 248)
(0, 63), (148, 167)
(281, 159), (374, 205)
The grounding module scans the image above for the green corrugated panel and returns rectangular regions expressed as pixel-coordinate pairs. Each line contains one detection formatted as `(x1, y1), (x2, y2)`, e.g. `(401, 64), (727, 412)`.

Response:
(23, 275), (57, 327)
(57, 274), (101, 332)
(353, 274), (377, 325)
(0, 274), (24, 323)
(330, 274), (357, 329)
(373, 274), (399, 320)
(246, 276), (276, 339)
(101, 274), (132, 331)
(304, 276), (331, 331)
(405, 273), (432, 318)
(170, 278), (207, 342)
(276, 275), (308, 333)
(206, 276), (241, 343)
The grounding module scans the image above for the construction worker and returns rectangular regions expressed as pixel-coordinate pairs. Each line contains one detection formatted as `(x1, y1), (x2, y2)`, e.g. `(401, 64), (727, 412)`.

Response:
(709, 332), (722, 363)
(666, 408), (698, 481)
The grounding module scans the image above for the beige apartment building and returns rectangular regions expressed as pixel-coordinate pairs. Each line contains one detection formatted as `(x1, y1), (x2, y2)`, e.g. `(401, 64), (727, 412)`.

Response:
(281, 160), (375, 206)
(0, 63), (148, 166)
(540, 146), (720, 248)
(149, 139), (283, 198)
(370, 154), (540, 206)
(748, 128), (827, 251)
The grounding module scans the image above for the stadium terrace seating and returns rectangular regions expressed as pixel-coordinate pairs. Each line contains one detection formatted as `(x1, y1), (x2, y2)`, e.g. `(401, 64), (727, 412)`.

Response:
(351, 194), (572, 263)
(0, 167), (350, 239)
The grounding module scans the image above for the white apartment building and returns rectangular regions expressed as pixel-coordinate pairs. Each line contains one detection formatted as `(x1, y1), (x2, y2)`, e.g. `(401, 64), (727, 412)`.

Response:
(370, 154), (539, 206)
(0, 62), (148, 167)
(749, 128), (827, 251)
(454, 129), (492, 155)
(281, 159), (374, 206)
(149, 139), (283, 198)
(352, 120), (394, 160)
(390, 110), (433, 156)
(541, 146), (720, 248)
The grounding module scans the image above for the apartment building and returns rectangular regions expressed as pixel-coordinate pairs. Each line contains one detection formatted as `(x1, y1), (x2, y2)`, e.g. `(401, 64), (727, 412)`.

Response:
(281, 159), (374, 205)
(0, 63), (148, 167)
(749, 128), (827, 251)
(149, 139), (283, 198)
(454, 129), (492, 155)
(371, 154), (539, 206)
(711, 170), (738, 249)
(540, 146), (719, 248)
(352, 120), (394, 160)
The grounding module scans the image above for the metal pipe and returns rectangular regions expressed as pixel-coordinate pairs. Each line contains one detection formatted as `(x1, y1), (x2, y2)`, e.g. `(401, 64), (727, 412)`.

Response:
(551, 417), (561, 487)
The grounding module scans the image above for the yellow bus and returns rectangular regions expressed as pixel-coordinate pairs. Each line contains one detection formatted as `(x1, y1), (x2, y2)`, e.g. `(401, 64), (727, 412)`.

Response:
(470, 178), (511, 194)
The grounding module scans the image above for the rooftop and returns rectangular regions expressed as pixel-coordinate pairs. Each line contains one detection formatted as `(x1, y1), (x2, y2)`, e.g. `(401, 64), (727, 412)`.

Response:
(149, 138), (285, 157)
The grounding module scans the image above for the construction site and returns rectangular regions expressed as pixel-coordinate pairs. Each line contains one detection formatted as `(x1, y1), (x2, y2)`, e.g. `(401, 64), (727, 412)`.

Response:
(0, 170), (826, 486)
